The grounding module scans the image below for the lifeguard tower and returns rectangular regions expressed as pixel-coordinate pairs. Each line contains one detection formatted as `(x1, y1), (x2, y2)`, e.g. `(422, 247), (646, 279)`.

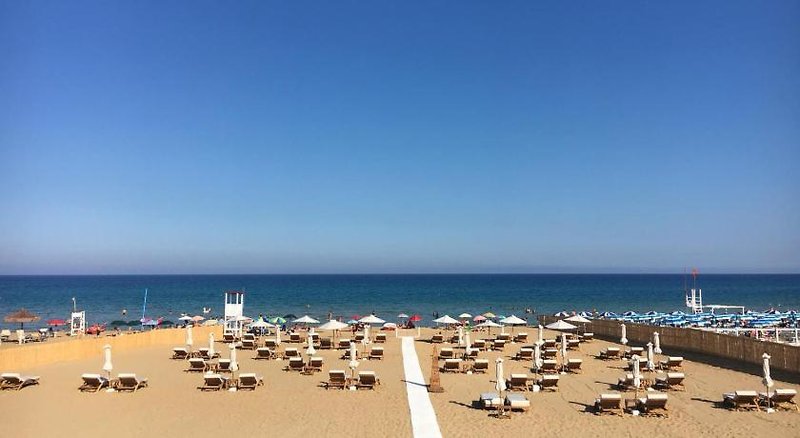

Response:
(70, 297), (85, 336)
(224, 290), (245, 338)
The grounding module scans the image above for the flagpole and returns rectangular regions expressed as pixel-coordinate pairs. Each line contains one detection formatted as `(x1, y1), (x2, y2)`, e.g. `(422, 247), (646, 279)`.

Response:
(141, 288), (148, 330)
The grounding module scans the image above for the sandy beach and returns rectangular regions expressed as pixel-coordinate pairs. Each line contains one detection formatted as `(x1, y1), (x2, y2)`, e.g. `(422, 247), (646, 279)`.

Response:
(1, 327), (797, 437)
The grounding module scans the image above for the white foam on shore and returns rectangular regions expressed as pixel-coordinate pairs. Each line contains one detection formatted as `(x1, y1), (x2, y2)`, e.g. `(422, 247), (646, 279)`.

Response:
(401, 336), (443, 438)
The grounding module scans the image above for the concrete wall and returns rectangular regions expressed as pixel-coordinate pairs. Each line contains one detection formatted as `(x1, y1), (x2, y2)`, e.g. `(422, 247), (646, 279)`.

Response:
(540, 316), (800, 378)
(0, 325), (222, 371)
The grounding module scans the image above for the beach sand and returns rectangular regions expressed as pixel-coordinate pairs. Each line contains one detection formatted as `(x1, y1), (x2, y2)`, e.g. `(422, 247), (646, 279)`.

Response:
(1, 328), (797, 437)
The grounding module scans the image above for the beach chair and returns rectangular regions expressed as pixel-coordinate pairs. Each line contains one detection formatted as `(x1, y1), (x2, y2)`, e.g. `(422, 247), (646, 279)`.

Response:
(237, 373), (264, 390)
(580, 332), (594, 342)
(198, 374), (228, 391)
(599, 347), (621, 360)
(241, 339), (257, 350)
(308, 356), (324, 372)
(0, 373), (40, 391)
(543, 339), (557, 349)
(171, 347), (190, 360)
(289, 333), (302, 343)
(594, 393), (623, 416)
(473, 339), (487, 351)
(514, 332), (528, 343)
(567, 339), (580, 350)
(492, 339), (506, 351)
(0, 329), (11, 341)
(356, 371), (379, 390)
(507, 373), (531, 392)
(198, 348), (220, 360)
(636, 393), (669, 417)
(625, 346), (644, 358)
(254, 347), (275, 360)
(338, 339), (351, 349)
(243, 333), (256, 342)
(540, 359), (559, 374)
(326, 370), (347, 390)
(79, 374), (109, 393)
(439, 347), (454, 359)
(375, 333), (387, 343)
(497, 333), (511, 342)
(760, 389), (798, 412)
(185, 358), (209, 373)
(659, 356), (684, 370)
(471, 359), (489, 373)
(368, 347), (384, 360)
(283, 348), (300, 359)
(537, 374), (559, 391)
(264, 339), (278, 349)
(284, 357), (305, 372)
(319, 338), (333, 349)
(515, 348), (533, 361)
(479, 392), (503, 411)
(217, 359), (232, 373)
(566, 358), (583, 373)
(627, 356), (648, 371)
(505, 393), (531, 412)
(723, 390), (760, 411)
(542, 348), (558, 359)
(116, 374), (148, 392)
(654, 372), (685, 391)
(464, 348), (480, 361)
(222, 333), (236, 343)
(431, 334), (444, 344)
(617, 373), (636, 390)
(441, 359), (463, 373)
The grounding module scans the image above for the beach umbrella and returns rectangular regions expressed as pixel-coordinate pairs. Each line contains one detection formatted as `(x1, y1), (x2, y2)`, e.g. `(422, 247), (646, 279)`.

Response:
(250, 319), (274, 329)
(458, 313), (472, 319)
(179, 315), (193, 322)
(191, 315), (205, 322)
(318, 320), (349, 331)
(433, 315), (459, 325)
(473, 315), (486, 322)
(631, 354), (641, 394)
(495, 358), (506, 394)
(409, 315), (422, 322)
(186, 325), (193, 350)
(103, 344), (113, 380)
(398, 313), (409, 319)
(47, 319), (66, 327)
(534, 342), (543, 373)
(208, 333), (216, 359)
(306, 336), (317, 356)
(483, 312), (496, 319)
(202, 319), (219, 326)
(4, 309), (40, 329)
(560, 335), (568, 372)
(500, 315), (526, 334)
(293, 315), (320, 324)
(762, 353), (774, 391)
(283, 314), (297, 320)
(620, 324), (628, 346)
(457, 326), (464, 347)
(646, 342), (655, 371)
(229, 343), (239, 383)
(545, 320), (577, 331)
(382, 322), (397, 330)
(359, 314), (386, 325)
(538, 325), (544, 344)
(275, 325), (281, 345)
(349, 342), (359, 378)
(465, 331), (472, 353)
(364, 324), (371, 345)
(653, 332), (662, 354)
(269, 316), (287, 325)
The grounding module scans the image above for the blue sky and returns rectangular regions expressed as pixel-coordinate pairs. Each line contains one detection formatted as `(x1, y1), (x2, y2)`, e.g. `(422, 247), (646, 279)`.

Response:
(1, 1), (798, 274)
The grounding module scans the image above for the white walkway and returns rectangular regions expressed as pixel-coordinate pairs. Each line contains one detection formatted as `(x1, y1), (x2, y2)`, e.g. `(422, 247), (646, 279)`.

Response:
(401, 336), (443, 438)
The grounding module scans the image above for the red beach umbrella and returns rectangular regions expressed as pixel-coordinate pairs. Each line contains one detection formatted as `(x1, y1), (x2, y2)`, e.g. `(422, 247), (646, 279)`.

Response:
(409, 315), (422, 322)
(47, 319), (66, 326)
(473, 315), (486, 322)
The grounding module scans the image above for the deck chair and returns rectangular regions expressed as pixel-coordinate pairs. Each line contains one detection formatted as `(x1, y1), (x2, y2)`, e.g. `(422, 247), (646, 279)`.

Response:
(222, 333), (236, 343)
(654, 372), (685, 391)
(284, 357), (305, 372)
(264, 339), (278, 349)
(507, 373), (530, 391)
(540, 359), (559, 374)
(515, 348), (533, 360)
(505, 392), (531, 412)
(472, 359), (489, 373)
(289, 333), (302, 343)
(217, 359), (232, 373)
(375, 333), (387, 343)
(542, 348), (558, 359)
(185, 358), (209, 372)
(497, 333), (511, 342)
(537, 374), (559, 391)
(625, 347), (644, 358)
(357, 371), (379, 390)
(254, 347), (275, 360)
(283, 348), (300, 359)
(514, 332), (528, 343)
(627, 357), (648, 371)
(439, 347), (454, 359)
(441, 359), (463, 373)
(567, 339), (580, 350)
(241, 339), (257, 350)
(617, 373), (636, 390)
(326, 370), (347, 390)
(581, 332), (594, 342)
(354, 333), (365, 343)
(637, 393), (669, 417)
(0, 329), (11, 341)
(492, 339), (506, 351)
(431, 334), (444, 343)
(308, 356), (324, 372)
(368, 347), (384, 360)
(760, 389), (798, 412)
(566, 358), (583, 373)
(659, 356), (684, 370)
(599, 347), (621, 360)
(116, 374), (148, 392)
(198, 374), (228, 391)
(198, 348), (220, 360)
(543, 339), (557, 349)
(172, 347), (190, 360)
(238, 373), (264, 390)
(0, 373), (40, 391)
(338, 339), (351, 349)
(464, 348), (480, 360)
(473, 339), (487, 350)
(319, 338), (333, 349)
(594, 393), (623, 416)
(79, 374), (109, 393)
(479, 392), (503, 411)
(723, 390), (760, 411)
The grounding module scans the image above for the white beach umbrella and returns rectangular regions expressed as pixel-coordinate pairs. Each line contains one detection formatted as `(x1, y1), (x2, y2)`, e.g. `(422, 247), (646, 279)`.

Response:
(318, 320), (349, 331)
(565, 315), (592, 324)
(534, 342), (543, 372)
(306, 337), (317, 356)
(458, 313), (472, 319)
(465, 331), (472, 352)
(293, 315), (320, 324)
(762, 353), (774, 390)
(186, 325), (194, 350)
(229, 343), (239, 380)
(457, 326), (464, 347)
(560, 335), (568, 372)
(359, 314), (386, 325)
(208, 333), (216, 359)
(500, 315), (526, 325)
(250, 319), (274, 329)
(545, 320), (577, 331)
(364, 325), (370, 345)
(620, 323), (628, 346)
(432, 315), (459, 325)
(275, 326), (281, 346)
(631, 354), (641, 391)
(653, 332), (662, 354)
(476, 320), (502, 335)
(179, 315), (193, 322)
(102, 344), (113, 380)
(397, 313), (409, 319)
(538, 325), (544, 344)
(495, 358), (506, 394)
(646, 342), (655, 371)
(349, 342), (359, 378)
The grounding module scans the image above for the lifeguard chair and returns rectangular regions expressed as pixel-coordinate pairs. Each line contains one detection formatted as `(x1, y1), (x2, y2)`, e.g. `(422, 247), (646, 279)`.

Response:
(70, 311), (86, 336)
(224, 290), (245, 338)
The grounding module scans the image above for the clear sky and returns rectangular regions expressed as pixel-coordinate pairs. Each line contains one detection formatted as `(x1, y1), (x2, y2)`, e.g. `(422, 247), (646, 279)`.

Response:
(1, 1), (798, 274)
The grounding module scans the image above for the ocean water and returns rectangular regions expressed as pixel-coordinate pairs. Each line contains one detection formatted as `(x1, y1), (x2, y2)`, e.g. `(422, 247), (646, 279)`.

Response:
(0, 274), (798, 328)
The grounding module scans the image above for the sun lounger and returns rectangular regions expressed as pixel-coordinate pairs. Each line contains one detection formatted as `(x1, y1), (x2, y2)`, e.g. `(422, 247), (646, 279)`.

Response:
(497, 333), (511, 342)
(241, 339), (257, 350)
(537, 374), (559, 391)
(566, 358), (583, 373)
(659, 356), (683, 370)
(338, 339), (351, 349)
(543, 339), (556, 349)
(237, 373), (264, 390)
(599, 347), (621, 360)
(567, 339), (580, 350)
(254, 347), (275, 360)
(542, 348), (558, 359)
(594, 393), (623, 416)
(507, 373), (531, 391)
(0, 329), (11, 341)
(356, 371), (379, 390)
(505, 392), (531, 412)
(265, 339), (278, 349)
(319, 338), (333, 349)
(624, 347), (644, 358)
(284, 357), (305, 372)
(464, 348), (480, 360)
(617, 373), (637, 390)
(222, 333), (236, 343)
(79, 374), (110, 393)
(492, 340), (506, 351)
(479, 392), (503, 410)
(514, 332), (528, 343)
(580, 332), (594, 342)
(540, 359), (559, 374)
(472, 359), (489, 373)
(283, 348), (300, 359)
(654, 372), (685, 391)
(723, 390), (760, 411)
(368, 347), (384, 360)
(472, 339), (487, 350)
(185, 358), (209, 372)
(198, 348), (220, 360)
(375, 333), (387, 343)
(217, 359), (231, 373)
(289, 333), (302, 343)
(172, 347), (190, 360)
(0, 373), (40, 391)
(198, 374), (228, 391)
(326, 370), (347, 390)
(441, 359), (463, 373)
(636, 393), (668, 417)
(431, 334), (444, 343)
(515, 348), (533, 360)
(439, 347), (454, 359)
(759, 389), (798, 412)
(116, 373), (148, 392)
(308, 356), (324, 372)
(627, 356), (648, 371)
(354, 333), (365, 343)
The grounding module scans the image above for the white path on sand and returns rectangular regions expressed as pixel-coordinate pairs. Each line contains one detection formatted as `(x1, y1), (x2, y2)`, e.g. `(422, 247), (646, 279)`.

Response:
(401, 336), (443, 438)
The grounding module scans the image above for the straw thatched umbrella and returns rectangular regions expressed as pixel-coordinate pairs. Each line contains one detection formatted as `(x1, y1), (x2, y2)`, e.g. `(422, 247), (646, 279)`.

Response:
(4, 309), (40, 329)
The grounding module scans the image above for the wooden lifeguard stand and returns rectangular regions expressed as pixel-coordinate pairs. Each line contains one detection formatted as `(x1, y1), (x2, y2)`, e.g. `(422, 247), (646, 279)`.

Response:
(224, 290), (245, 338)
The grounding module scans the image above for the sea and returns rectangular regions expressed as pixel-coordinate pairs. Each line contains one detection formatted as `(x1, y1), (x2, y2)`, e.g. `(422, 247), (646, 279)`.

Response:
(1, 274), (798, 328)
